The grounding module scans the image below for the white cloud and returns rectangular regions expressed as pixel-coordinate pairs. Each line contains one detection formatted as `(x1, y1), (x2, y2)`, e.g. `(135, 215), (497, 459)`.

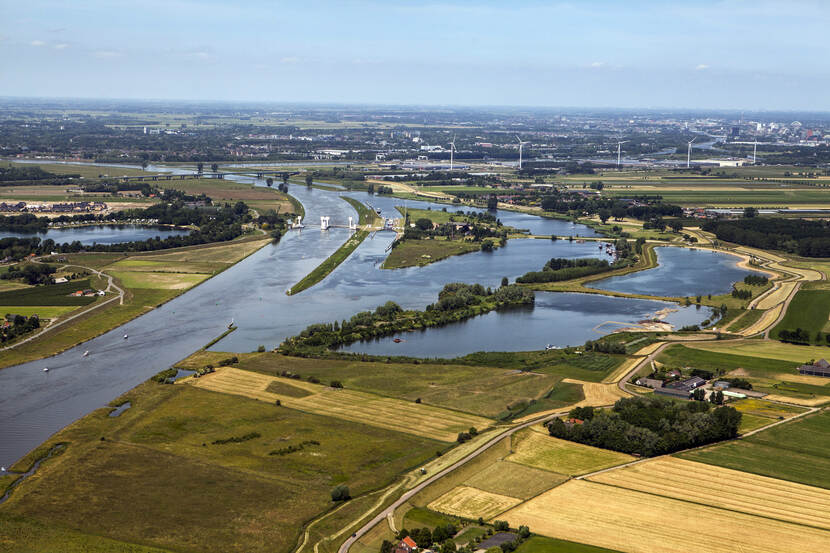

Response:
(590, 61), (605, 68)
(93, 50), (122, 59)
(190, 51), (210, 59)
(695, 64), (709, 70)
(54, 43), (69, 50)
(280, 56), (300, 64)
(30, 40), (45, 47)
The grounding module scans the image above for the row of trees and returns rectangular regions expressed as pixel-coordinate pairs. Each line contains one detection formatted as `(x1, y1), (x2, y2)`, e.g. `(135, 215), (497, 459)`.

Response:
(702, 218), (830, 257)
(279, 283), (534, 353)
(547, 396), (742, 457)
(0, 263), (55, 284)
(0, 314), (40, 344)
(516, 257), (619, 284)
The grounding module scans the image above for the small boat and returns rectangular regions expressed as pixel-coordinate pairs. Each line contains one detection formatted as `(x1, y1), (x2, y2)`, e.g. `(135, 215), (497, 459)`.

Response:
(393, 338), (403, 343)
(228, 318), (234, 329)
(545, 344), (560, 350)
(123, 334), (128, 339)
(83, 351), (89, 357)
(43, 367), (49, 372)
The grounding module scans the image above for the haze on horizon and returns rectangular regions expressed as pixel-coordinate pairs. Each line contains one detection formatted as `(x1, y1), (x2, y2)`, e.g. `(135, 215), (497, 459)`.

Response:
(1, 0), (828, 111)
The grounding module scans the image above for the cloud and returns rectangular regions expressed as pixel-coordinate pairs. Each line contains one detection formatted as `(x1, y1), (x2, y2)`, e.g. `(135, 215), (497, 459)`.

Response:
(695, 64), (709, 70)
(590, 61), (605, 68)
(30, 40), (45, 46)
(93, 50), (122, 58)
(54, 43), (69, 50)
(280, 56), (300, 64)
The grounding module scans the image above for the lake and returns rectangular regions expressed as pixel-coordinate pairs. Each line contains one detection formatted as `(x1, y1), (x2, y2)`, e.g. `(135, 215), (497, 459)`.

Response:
(0, 224), (190, 246)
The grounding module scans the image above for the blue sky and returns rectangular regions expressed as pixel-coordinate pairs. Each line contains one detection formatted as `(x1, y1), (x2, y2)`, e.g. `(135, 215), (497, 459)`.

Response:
(1, 0), (828, 110)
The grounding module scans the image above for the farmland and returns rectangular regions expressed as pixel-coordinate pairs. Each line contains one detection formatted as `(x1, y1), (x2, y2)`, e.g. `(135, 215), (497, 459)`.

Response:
(185, 366), (492, 442)
(678, 410), (830, 489)
(427, 486), (522, 520)
(588, 457), (830, 530)
(382, 238), (481, 269)
(0, 381), (440, 553)
(507, 427), (633, 476)
(501, 479), (830, 553)
(770, 289), (830, 343)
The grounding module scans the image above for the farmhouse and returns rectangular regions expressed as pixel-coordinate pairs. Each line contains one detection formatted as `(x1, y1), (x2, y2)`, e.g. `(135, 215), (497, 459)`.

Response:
(395, 536), (418, 553)
(798, 359), (830, 378)
(635, 378), (664, 389)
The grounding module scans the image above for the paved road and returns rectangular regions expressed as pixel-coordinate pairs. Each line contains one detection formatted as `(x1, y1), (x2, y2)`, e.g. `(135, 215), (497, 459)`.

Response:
(337, 410), (567, 553)
(0, 263), (124, 352)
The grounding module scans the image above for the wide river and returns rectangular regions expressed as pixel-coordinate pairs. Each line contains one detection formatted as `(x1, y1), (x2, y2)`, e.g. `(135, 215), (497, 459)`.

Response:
(0, 163), (748, 467)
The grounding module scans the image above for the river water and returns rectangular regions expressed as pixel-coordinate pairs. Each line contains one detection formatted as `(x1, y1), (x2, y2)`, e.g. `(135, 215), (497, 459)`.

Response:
(0, 225), (190, 245)
(0, 162), (726, 467)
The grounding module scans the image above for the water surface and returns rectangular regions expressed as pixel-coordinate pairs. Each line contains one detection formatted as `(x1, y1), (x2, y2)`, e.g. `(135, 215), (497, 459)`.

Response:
(0, 224), (190, 246)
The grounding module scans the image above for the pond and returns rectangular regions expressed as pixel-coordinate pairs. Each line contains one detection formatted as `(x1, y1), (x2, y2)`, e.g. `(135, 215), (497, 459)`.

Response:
(338, 292), (713, 358)
(0, 224), (190, 246)
(586, 247), (765, 297)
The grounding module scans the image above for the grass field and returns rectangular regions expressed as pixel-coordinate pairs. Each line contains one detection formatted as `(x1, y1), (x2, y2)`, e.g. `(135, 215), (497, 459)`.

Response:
(427, 486), (522, 520)
(155, 176), (296, 214)
(678, 410), (830, 489)
(588, 457), (830, 530)
(222, 352), (604, 418)
(0, 279), (97, 306)
(187, 367), (491, 442)
(501, 480), (830, 553)
(725, 308), (764, 333)
(514, 535), (623, 553)
(109, 270), (210, 289)
(731, 398), (807, 419)
(382, 238), (481, 269)
(685, 338), (830, 364)
(463, 459), (568, 499)
(771, 289), (830, 343)
(0, 381), (439, 553)
(0, 305), (78, 318)
(507, 428), (633, 476)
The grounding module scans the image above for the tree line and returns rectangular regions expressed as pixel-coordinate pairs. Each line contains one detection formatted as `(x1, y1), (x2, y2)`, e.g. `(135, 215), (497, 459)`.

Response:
(703, 217), (830, 258)
(516, 257), (620, 284)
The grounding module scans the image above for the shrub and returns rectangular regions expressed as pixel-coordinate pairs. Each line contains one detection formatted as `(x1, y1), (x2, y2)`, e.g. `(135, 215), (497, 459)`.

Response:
(331, 484), (350, 501)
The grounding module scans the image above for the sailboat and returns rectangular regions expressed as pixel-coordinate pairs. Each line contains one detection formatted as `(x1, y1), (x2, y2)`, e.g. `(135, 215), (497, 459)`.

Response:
(43, 367), (49, 372)
(228, 318), (235, 329)
(123, 334), (128, 339)
(83, 351), (89, 357)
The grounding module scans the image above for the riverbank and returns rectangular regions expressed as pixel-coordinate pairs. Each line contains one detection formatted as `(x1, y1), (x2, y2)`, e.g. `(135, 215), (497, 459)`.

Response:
(0, 235), (273, 370)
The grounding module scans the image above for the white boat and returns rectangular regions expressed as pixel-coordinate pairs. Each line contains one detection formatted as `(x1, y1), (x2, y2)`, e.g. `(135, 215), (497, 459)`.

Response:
(545, 344), (561, 350)
(83, 351), (89, 357)
(123, 334), (128, 339)
(228, 318), (234, 329)
(43, 367), (49, 372)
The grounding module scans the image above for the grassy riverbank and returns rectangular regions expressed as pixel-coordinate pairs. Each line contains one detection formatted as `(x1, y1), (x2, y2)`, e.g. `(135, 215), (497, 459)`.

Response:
(0, 236), (271, 370)
(287, 197), (377, 295)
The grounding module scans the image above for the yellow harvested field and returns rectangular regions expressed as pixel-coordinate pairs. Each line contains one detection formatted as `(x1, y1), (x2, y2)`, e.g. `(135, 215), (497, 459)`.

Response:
(501, 480), (830, 553)
(187, 367), (491, 442)
(687, 339), (830, 363)
(774, 262), (823, 282)
(763, 394), (830, 407)
(588, 457), (830, 530)
(740, 304), (782, 335)
(464, 460), (568, 500)
(777, 372), (830, 386)
(634, 341), (665, 356)
(601, 356), (644, 384)
(755, 282), (796, 310)
(507, 429), (633, 476)
(427, 486), (521, 520)
(563, 379), (629, 406)
(734, 246), (786, 263)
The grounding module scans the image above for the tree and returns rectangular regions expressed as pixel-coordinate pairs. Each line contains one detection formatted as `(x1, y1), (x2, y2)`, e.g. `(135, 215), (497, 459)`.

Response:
(711, 390), (724, 405)
(501, 276), (508, 287)
(415, 218), (433, 231)
(441, 540), (457, 553)
(196, 162), (204, 174)
(493, 520), (510, 531)
(306, 173), (313, 187)
(380, 540), (394, 553)
(266, 177), (273, 187)
(330, 484), (350, 501)
(669, 220), (683, 232)
(487, 194), (498, 210)
(598, 209), (611, 224)
(140, 159), (149, 170)
(693, 387), (706, 401)
(211, 163), (218, 173)
(282, 173), (290, 185)
(743, 206), (758, 218)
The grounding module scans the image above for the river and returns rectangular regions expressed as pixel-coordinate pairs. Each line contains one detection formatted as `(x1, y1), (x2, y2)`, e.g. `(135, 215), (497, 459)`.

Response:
(0, 162), (721, 467)
(0, 225), (190, 245)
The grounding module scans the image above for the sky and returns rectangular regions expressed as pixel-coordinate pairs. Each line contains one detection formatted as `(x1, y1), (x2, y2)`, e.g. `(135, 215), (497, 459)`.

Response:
(1, 0), (829, 110)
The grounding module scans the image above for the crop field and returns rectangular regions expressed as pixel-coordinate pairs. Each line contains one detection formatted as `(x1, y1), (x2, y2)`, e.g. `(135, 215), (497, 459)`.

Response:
(0, 279), (97, 306)
(685, 339), (830, 364)
(754, 282), (795, 310)
(656, 344), (795, 378)
(565, 379), (629, 407)
(786, 260), (830, 280)
(770, 289), (830, 343)
(501, 480), (830, 553)
(109, 270), (210, 290)
(427, 486), (522, 520)
(588, 457), (830, 530)
(514, 535), (623, 553)
(107, 258), (224, 274)
(506, 428), (633, 476)
(186, 367), (491, 442)
(155, 177), (295, 213)
(463, 460), (568, 499)
(739, 413), (775, 433)
(678, 410), (830, 489)
(0, 305), (78, 318)
(382, 238), (481, 269)
(230, 352), (587, 418)
(731, 398), (806, 419)
(131, 238), (269, 264)
(725, 308), (764, 333)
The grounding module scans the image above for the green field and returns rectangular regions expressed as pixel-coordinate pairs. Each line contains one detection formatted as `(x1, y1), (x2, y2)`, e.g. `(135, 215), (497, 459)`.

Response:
(656, 344), (794, 378)
(0, 305), (78, 318)
(726, 309), (764, 333)
(507, 429), (633, 476)
(463, 459), (568, 499)
(0, 381), (440, 553)
(383, 238), (481, 269)
(677, 410), (830, 489)
(771, 289), (830, 343)
(0, 279), (97, 306)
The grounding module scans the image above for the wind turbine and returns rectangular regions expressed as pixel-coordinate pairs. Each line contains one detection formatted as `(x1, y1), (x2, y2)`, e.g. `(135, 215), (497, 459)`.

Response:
(516, 136), (529, 170)
(616, 141), (629, 168)
(686, 137), (696, 168)
(449, 134), (456, 171)
(752, 139), (758, 164)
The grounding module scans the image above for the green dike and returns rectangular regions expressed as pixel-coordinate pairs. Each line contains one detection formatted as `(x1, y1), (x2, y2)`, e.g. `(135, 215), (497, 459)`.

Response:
(286, 196), (374, 296)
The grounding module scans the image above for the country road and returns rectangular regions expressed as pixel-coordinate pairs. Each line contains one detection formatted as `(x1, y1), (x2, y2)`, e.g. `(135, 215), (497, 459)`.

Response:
(337, 410), (568, 553)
